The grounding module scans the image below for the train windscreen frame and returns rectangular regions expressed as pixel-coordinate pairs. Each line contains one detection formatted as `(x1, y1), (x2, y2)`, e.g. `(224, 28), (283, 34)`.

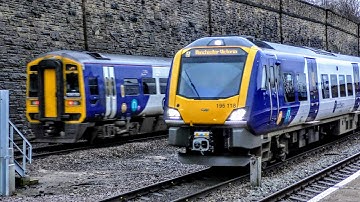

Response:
(177, 48), (247, 100)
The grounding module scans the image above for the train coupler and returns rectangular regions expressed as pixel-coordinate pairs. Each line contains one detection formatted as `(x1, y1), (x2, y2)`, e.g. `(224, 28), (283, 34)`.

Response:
(191, 131), (214, 154)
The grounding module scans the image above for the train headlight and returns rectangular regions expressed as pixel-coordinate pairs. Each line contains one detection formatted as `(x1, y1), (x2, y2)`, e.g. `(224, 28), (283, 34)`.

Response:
(208, 39), (225, 46)
(30, 100), (39, 106)
(166, 108), (181, 120)
(227, 108), (246, 121)
(67, 100), (81, 106)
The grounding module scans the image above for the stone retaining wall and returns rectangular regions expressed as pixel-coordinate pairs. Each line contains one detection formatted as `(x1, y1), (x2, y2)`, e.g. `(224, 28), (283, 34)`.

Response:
(0, 0), (358, 134)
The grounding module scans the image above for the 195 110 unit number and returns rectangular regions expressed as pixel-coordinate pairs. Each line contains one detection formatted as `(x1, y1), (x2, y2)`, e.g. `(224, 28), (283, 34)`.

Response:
(216, 103), (237, 108)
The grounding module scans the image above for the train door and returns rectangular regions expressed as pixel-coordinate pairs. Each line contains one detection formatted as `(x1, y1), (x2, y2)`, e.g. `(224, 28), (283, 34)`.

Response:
(37, 59), (64, 121)
(305, 58), (319, 122)
(266, 55), (280, 124)
(352, 63), (360, 111)
(103, 66), (117, 119)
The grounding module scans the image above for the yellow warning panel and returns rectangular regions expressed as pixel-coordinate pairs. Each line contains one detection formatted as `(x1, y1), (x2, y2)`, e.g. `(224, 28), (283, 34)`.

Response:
(44, 69), (57, 118)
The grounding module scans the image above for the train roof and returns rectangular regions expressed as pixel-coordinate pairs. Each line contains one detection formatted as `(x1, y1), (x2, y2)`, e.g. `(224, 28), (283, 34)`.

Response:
(187, 36), (360, 63)
(263, 42), (360, 63)
(36, 50), (173, 67)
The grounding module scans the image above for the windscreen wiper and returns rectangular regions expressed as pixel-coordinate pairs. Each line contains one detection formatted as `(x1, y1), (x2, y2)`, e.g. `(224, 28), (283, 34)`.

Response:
(184, 69), (200, 98)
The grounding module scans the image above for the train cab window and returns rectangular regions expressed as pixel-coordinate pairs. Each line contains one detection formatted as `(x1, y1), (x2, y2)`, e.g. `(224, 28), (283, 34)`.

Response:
(261, 65), (267, 90)
(321, 74), (330, 99)
(282, 73), (295, 102)
(66, 73), (80, 97)
(29, 74), (38, 97)
(159, 78), (167, 94)
(142, 78), (156, 95)
(88, 77), (99, 95)
(270, 66), (275, 88)
(346, 75), (353, 96)
(330, 74), (339, 98)
(124, 78), (139, 95)
(339, 75), (346, 97)
(296, 73), (307, 101)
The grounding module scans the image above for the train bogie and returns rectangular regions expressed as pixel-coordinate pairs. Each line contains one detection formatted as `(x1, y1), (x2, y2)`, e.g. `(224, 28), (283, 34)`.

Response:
(26, 50), (172, 143)
(164, 36), (360, 166)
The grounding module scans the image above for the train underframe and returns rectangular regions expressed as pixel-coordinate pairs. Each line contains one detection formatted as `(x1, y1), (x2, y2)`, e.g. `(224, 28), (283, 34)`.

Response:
(169, 113), (360, 167)
(31, 116), (167, 144)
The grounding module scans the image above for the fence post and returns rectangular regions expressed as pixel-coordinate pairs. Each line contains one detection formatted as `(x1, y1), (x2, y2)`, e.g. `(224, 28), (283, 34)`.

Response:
(0, 90), (10, 196)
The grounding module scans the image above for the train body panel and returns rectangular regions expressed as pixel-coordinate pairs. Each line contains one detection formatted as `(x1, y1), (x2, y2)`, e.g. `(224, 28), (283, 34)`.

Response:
(165, 36), (360, 166)
(26, 50), (172, 143)
(314, 58), (355, 121)
(83, 63), (155, 121)
(138, 67), (169, 116)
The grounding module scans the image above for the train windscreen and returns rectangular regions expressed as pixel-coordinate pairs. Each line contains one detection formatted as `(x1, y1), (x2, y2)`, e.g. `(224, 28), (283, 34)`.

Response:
(29, 73), (38, 97)
(177, 48), (247, 99)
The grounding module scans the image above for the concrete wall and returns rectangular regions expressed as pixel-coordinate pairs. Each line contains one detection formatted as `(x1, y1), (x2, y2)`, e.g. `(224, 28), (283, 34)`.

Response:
(0, 0), (359, 135)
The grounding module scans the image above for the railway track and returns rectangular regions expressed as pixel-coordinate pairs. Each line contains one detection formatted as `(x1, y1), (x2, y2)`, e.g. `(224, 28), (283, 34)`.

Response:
(259, 151), (360, 202)
(100, 167), (249, 202)
(101, 133), (360, 202)
(14, 132), (167, 160)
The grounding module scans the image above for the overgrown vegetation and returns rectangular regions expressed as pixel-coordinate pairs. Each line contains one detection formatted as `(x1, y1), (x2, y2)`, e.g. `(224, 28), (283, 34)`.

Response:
(305, 0), (360, 22)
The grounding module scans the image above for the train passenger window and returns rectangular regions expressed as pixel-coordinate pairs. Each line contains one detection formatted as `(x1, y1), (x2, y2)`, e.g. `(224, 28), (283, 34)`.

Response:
(124, 78), (139, 95)
(282, 73), (295, 102)
(66, 73), (80, 97)
(330, 74), (338, 98)
(321, 74), (330, 99)
(88, 77), (99, 95)
(338, 75), (346, 97)
(142, 78), (156, 95)
(346, 75), (353, 96)
(296, 73), (307, 101)
(29, 74), (38, 97)
(160, 78), (167, 94)
(110, 78), (116, 96)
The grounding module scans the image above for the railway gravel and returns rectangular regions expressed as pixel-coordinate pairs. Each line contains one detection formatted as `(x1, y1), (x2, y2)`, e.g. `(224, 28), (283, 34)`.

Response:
(2, 135), (360, 201)
(203, 135), (360, 201)
(3, 138), (206, 202)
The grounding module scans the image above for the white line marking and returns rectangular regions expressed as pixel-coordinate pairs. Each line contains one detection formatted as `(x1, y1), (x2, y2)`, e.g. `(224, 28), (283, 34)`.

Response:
(308, 169), (360, 202)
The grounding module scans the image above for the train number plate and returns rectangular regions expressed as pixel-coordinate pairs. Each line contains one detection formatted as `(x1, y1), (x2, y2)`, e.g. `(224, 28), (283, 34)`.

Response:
(194, 131), (210, 139)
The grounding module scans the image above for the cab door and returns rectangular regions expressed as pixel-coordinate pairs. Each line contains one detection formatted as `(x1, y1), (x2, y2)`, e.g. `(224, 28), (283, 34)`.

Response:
(352, 63), (360, 111)
(103, 66), (117, 119)
(37, 59), (64, 121)
(266, 55), (280, 124)
(306, 58), (319, 122)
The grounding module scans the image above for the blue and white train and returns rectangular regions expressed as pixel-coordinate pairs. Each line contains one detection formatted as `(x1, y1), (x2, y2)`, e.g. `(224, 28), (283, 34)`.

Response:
(165, 36), (360, 166)
(26, 50), (171, 143)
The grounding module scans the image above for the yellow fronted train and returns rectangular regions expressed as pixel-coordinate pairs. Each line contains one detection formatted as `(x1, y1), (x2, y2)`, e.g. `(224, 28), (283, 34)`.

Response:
(26, 50), (171, 143)
(164, 36), (360, 166)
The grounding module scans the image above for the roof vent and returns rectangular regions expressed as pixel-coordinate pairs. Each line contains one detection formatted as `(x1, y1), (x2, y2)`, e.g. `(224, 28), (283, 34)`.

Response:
(302, 46), (336, 57)
(86, 52), (110, 60)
